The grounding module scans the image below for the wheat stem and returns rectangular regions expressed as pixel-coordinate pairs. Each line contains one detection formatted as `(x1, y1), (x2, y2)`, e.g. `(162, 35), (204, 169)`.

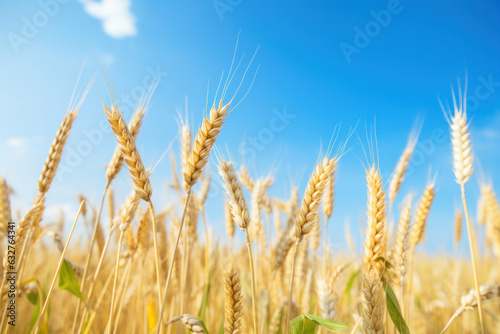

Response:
(108, 230), (125, 334)
(33, 200), (84, 334)
(113, 258), (135, 334)
(156, 187), (192, 334)
(77, 224), (117, 333)
(72, 181), (109, 332)
(246, 230), (258, 334)
(285, 238), (300, 334)
(148, 201), (163, 311)
(460, 183), (485, 334)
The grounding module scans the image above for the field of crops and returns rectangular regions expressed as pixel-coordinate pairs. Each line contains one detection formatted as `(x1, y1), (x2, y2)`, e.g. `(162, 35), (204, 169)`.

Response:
(1, 55), (499, 334)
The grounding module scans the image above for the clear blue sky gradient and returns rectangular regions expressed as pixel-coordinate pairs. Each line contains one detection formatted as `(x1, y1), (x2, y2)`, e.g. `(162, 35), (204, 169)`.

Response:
(1, 0), (499, 254)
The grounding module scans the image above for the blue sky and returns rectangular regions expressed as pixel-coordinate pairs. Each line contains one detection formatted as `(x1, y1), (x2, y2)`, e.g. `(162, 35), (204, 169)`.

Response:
(1, 0), (499, 255)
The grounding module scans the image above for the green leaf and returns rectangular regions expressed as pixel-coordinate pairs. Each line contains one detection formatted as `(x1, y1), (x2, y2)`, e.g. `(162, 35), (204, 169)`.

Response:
(59, 259), (84, 301)
(240, 274), (252, 296)
(277, 308), (284, 334)
(197, 276), (212, 321)
(305, 314), (348, 332)
(374, 256), (393, 269)
(343, 269), (360, 304)
(217, 314), (224, 334)
(290, 314), (318, 334)
(28, 294), (40, 332)
(200, 320), (210, 334)
(22, 278), (42, 332)
(385, 282), (410, 334)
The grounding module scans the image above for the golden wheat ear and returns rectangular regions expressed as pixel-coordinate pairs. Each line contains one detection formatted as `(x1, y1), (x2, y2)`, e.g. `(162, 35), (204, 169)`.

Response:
(440, 77), (486, 334)
(183, 40), (259, 189)
(388, 118), (422, 207)
(224, 265), (243, 334)
(218, 160), (251, 231)
(37, 72), (90, 195)
(441, 285), (500, 334)
(356, 122), (387, 334)
(440, 80), (474, 186)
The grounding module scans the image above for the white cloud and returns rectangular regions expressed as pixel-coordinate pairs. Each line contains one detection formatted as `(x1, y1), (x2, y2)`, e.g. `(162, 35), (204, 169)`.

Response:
(102, 53), (116, 66)
(481, 128), (500, 140)
(6, 137), (28, 148)
(80, 0), (137, 38)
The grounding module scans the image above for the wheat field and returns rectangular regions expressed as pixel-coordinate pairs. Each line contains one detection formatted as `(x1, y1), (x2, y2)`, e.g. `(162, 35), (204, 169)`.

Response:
(1, 59), (499, 334)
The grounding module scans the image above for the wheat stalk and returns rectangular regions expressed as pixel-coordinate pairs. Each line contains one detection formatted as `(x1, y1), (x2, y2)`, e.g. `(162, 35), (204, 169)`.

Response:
(310, 215), (320, 252)
(405, 181), (435, 312)
(294, 158), (336, 240)
(322, 164), (336, 273)
(250, 179), (264, 243)
(180, 122), (192, 191)
(169, 152), (181, 191)
(106, 105), (146, 183)
(361, 165), (387, 334)
(410, 183), (436, 247)
(441, 285), (500, 333)
(38, 110), (78, 194)
(317, 277), (336, 320)
(391, 198), (412, 312)
(183, 99), (231, 187)
(224, 200), (235, 249)
(218, 160), (257, 333)
(454, 209), (462, 250)
(239, 165), (256, 190)
(441, 81), (484, 334)
(481, 184), (500, 257)
(104, 105), (152, 202)
(388, 128), (419, 207)
(1, 197), (44, 285)
(224, 265), (243, 334)
(286, 157), (335, 334)
(165, 314), (206, 333)
(107, 187), (115, 222)
(33, 200), (84, 334)
(107, 190), (140, 332)
(219, 161), (251, 231)
(0, 177), (12, 239)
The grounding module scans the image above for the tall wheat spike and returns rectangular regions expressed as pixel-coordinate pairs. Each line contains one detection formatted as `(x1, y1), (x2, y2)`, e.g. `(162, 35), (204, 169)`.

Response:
(38, 110), (78, 194)
(410, 182), (436, 247)
(104, 105), (152, 202)
(183, 99), (231, 187)
(218, 160), (257, 333)
(441, 80), (484, 334)
(392, 197), (412, 310)
(388, 126), (419, 207)
(286, 157), (336, 334)
(106, 104), (147, 183)
(361, 165), (386, 334)
(0, 177), (12, 239)
(322, 163), (336, 271)
(224, 265), (243, 334)
(180, 121), (192, 191)
(224, 200), (235, 249)
(481, 184), (500, 257)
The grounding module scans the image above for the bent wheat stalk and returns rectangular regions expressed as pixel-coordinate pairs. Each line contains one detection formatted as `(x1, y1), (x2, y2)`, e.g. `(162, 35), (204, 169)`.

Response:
(441, 285), (500, 334)
(103, 103), (163, 321)
(218, 160), (257, 333)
